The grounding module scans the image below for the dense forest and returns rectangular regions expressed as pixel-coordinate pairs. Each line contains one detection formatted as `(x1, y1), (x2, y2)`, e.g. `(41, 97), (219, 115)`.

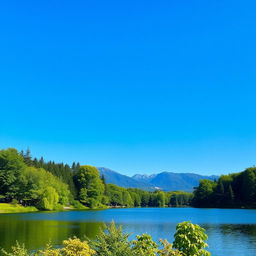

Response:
(1, 148), (255, 210)
(192, 167), (256, 208)
(0, 148), (192, 210)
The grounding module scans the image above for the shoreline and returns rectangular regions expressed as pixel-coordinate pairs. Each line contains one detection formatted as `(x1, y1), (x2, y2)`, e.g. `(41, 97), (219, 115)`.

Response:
(1, 203), (255, 214)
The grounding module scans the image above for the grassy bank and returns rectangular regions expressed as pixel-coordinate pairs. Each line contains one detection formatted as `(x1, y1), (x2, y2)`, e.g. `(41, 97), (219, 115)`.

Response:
(0, 203), (38, 213)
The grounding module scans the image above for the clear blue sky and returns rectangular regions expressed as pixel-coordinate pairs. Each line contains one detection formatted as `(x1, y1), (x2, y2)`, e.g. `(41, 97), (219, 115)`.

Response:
(1, 0), (256, 176)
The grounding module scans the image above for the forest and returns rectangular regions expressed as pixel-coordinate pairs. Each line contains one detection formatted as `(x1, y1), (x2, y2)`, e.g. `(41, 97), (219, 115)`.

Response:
(192, 167), (256, 208)
(0, 148), (192, 211)
(1, 148), (256, 211)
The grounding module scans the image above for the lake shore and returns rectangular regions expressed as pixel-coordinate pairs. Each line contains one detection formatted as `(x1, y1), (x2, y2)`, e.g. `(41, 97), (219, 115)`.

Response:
(0, 203), (108, 214)
(0, 207), (255, 255)
(0, 203), (38, 213)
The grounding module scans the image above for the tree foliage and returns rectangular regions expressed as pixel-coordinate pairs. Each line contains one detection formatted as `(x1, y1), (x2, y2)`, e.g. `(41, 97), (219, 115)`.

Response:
(90, 221), (132, 256)
(173, 221), (210, 256)
(0, 149), (71, 210)
(193, 167), (256, 208)
(132, 234), (158, 256)
(74, 165), (104, 208)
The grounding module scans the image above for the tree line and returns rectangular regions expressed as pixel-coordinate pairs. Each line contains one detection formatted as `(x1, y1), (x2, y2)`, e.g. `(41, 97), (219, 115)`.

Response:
(0, 148), (192, 210)
(2, 147), (255, 210)
(192, 167), (256, 208)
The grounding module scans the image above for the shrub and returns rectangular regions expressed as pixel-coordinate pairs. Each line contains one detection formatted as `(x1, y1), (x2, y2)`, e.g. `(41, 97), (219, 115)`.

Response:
(61, 237), (95, 256)
(90, 221), (132, 256)
(1, 242), (29, 256)
(132, 234), (158, 256)
(173, 221), (211, 256)
(37, 238), (95, 256)
(158, 239), (183, 256)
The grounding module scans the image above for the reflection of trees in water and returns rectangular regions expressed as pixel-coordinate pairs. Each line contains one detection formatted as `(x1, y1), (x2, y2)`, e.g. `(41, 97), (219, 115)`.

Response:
(197, 224), (256, 255)
(199, 223), (256, 238)
(1, 214), (256, 255)
(0, 216), (104, 251)
(219, 224), (256, 237)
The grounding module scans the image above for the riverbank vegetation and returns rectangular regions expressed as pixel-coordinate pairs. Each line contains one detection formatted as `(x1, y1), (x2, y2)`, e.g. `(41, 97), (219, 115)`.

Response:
(2, 221), (211, 256)
(0, 148), (192, 211)
(1, 147), (256, 211)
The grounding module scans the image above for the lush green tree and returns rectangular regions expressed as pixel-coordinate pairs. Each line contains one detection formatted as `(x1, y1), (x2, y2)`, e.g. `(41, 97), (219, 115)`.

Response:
(0, 148), (25, 201)
(29, 156), (78, 198)
(122, 191), (134, 207)
(0, 148), (72, 210)
(39, 186), (59, 211)
(192, 180), (217, 207)
(22, 166), (71, 209)
(155, 191), (166, 207)
(75, 165), (104, 208)
(106, 184), (125, 206)
(173, 221), (210, 256)
(79, 188), (88, 204)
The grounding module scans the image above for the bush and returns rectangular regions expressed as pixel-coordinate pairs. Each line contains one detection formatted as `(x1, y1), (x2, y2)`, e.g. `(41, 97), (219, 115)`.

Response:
(1, 242), (29, 256)
(61, 237), (95, 256)
(90, 221), (132, 256)
(38, 238), (95, 256)
(37, 243), (61, 256)
(173, 221), (211, 256)
(158, 239), (183, 256)
(132, 234), (158, 256)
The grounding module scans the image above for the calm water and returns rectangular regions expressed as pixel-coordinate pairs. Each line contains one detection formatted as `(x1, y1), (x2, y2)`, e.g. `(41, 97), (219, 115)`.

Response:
(0, 208), (256, 256)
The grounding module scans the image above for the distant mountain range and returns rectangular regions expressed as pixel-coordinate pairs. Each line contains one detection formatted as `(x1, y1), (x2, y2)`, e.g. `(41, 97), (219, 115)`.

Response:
(98, 167), (218, 192)
(97, 167), (155, 191)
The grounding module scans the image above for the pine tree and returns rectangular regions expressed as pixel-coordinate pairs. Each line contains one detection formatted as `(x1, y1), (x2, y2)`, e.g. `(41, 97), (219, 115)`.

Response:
(23, 148), (32, 166)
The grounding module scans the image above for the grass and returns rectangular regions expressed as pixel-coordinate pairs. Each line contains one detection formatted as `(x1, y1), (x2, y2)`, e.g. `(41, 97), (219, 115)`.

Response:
(0, 203), (38, 213)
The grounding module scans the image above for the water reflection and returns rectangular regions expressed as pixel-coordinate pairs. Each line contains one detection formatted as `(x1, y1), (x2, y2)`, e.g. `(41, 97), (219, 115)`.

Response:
(0, 215), (104, 251)
(0, 208), (256, 256)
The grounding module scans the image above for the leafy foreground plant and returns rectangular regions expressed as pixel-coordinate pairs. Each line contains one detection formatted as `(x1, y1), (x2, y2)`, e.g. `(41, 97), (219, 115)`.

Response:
(1, 242), (29, 256)
(2, 221), (211, 256)
(173, 221), (210, 256)
(158, 239), (183, 256)
(90, 221), (132, 256)
(132, 234), (158, 256)
(1, 238), (95, 256)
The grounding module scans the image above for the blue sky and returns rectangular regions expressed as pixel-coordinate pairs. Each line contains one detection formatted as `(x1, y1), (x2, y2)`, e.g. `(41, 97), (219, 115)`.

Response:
(1, 0), (256, 176)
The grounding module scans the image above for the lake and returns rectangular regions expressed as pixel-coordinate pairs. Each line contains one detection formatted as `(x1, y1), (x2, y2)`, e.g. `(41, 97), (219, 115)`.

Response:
(0, 208), (256, 255)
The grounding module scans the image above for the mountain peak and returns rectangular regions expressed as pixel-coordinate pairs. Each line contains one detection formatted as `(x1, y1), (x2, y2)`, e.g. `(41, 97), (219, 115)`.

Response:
(98, 167), (218, 192)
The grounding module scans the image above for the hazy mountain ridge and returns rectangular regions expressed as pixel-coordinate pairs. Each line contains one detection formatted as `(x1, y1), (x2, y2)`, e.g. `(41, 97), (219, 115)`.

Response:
(97, 167), (156, 191)
(98, 167), (218, 192)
